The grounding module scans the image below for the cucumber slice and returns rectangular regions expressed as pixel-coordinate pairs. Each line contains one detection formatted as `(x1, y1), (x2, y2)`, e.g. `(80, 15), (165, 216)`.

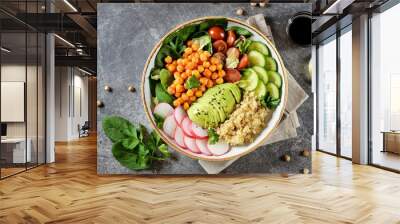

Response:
(267, 71), (282, 88)
(266, 83), (280, 100)
(248, 50), (266, 67)
(248, 41), (270, 56)
(252, 66), (268, 84)
(238, 68), (259, 91)
(254, 81), (267, 99)
(265, 57), (277, 72)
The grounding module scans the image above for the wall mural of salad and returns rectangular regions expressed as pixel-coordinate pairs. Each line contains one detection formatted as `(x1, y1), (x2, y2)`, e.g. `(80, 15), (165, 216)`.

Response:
(142, 17), (287, 162)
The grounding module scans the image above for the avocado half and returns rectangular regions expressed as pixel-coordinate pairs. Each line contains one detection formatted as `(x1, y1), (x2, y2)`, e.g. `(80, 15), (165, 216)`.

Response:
(188, 83), (241, 128)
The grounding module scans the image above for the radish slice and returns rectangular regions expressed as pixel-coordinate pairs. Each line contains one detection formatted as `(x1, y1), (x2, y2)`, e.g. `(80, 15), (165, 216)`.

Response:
(154, 103), (174, 118)
(191, 123), (208, 138)
(163, 115), (177, 138)
(184, 135), (200, 153)
(174, 127), (186, 149)
(196, 139), (212, 156)
(181, 117), (195, 137)
(174, 106), (186, 125)
(207, 141), (230, 156)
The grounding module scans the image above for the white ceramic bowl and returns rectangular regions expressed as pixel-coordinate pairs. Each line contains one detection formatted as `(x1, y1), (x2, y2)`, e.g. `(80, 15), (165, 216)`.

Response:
(141, 17), (287, 161)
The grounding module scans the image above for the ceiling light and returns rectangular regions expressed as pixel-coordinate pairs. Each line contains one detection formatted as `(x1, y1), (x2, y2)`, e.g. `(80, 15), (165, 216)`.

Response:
(1, 47), (11, 53)
(54, 34), (75, 48)
(63, 0), (78, 12)
(78, 67), (92, 76)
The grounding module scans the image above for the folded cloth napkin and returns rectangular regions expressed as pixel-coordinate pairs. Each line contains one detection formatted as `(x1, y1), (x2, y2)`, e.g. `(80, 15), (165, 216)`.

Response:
(198, 14), (309, 174)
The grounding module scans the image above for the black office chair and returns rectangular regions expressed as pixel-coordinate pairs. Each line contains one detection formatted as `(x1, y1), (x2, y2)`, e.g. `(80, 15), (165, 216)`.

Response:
(78, 121), (90, 138)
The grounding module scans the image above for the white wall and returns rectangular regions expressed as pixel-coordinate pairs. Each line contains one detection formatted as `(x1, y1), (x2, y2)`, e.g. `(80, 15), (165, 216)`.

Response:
(54, 67), (89, 141)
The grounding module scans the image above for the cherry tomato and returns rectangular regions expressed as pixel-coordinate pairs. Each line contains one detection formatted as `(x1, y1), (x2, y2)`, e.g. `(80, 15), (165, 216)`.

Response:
(225, 68), (241, 83)
(226, 47), (240, 59)
(208, 26), (225, 40)
(212, 40), (227, 53)
(237, 54), (249, 69)
(226, 30), (237, 47)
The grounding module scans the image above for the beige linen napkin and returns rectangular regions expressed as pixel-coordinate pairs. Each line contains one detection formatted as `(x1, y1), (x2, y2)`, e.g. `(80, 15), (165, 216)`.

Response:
(198, 14), (309, 174)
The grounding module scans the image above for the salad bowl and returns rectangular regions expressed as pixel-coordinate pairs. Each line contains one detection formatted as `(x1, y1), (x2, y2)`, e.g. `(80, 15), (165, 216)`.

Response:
(141, 16), (287, 161)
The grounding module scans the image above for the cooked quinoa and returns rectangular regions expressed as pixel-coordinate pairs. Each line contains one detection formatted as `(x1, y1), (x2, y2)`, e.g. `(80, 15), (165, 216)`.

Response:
(216, 92), (270, 146)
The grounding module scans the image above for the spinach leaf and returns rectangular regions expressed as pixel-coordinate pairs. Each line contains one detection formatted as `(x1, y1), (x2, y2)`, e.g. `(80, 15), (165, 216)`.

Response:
(185, 76), (200, 89)
(103, 116), (171, 170)
(199, 18), (227, 31)
(103, 116), (136, 143)
(227, 26), (253, 38)
(208, 128), (219, 145)
(155, 45), (180, 68)
(153, 114), (165, 129)
(160, 69), (173, 90)
(112, 142), (149, 170)
(155, 83), (174, 104)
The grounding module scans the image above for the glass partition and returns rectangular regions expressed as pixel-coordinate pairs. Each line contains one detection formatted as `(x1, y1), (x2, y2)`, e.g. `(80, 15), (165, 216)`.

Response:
(317, 36), (337, 154)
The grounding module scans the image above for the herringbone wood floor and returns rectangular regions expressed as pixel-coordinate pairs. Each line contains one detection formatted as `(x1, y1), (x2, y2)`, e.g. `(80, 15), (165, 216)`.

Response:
(1, 135), (400, 224)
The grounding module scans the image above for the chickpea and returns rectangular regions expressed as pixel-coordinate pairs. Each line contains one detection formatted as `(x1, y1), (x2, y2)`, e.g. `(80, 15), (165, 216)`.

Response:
(195, 90), (203, 97)
(200, 85), (206, 92)
(164, 56), (173, 64)
(192, 43), (200, 51)
(199, 77), (208, 85)
(177, 58), (184, 65)
(183, 102), (190, 110)
(203, 61), (211, 68)
(187, 40), (193, 47)
(200, 53), (208, 62)
(211, 73), (218, 80)
(167, 86), (176, 94)
(175, 92), (182, 97)
(181, 93), (189, 101)
(172, 60), (178, 65)
(173, 99), (181, 107)
(216, 77), (224, 84)
(184, 47), (193, 54)
(181, 72), (188, 79)
(186, 62), (195, 70)
(206, 80), (214, 88)
(176, 84), (184, 93)
(186, 89), (194, 97)
(210, 57), (219, 65)
(217, 64), (223, 70)
(204, 69), (212, 78)
(197, 65), (205, 73)
(209, 64), (217, 72)
(176, 77), (184, 85)
(189, 95), (197, 102)
(192, 70), (200, 78)
(167, 64), (176, 73)
(177, 65), (184, 72)
(173, 71), (180, 79)
(191, 57), (199, 65)
(218, 70), (225, 77)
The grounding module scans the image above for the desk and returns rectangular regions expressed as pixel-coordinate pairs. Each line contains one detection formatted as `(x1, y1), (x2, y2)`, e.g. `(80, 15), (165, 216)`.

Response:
(382, 131), (400, 154)
(1, 138), (31, 163)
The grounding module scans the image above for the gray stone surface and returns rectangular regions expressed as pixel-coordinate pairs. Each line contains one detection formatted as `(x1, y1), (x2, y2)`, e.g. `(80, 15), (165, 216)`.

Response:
(97, 3), (312, 175)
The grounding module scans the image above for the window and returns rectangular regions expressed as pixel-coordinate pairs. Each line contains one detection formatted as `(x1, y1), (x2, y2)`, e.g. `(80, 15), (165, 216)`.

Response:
(317, 36), (337, 154)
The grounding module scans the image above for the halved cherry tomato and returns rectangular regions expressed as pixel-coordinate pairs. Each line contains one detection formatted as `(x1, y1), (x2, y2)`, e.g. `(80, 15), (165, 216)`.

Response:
(213, 40), (227, 53)
(226, 30), (237, 47)
(208, 26), (225, 40)
(225, 68), (241, 83)
(237, 54), (249, 69)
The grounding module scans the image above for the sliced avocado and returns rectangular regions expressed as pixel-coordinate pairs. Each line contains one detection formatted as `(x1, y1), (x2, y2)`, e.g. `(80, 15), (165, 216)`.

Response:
(266, 83), (280, 100)
(188, 104), (219, 128)
(267, 71), (282, 88)
(248, 50), (266, 67)
(248, 41), (270, 56)
(252, 66), (269, 84)
(254, 81), (267, 99)
(208, 99), (226, 122)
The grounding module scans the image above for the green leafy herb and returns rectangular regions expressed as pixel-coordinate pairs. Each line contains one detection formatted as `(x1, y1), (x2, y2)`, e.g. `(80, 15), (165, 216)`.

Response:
(207, 128), (219, 145)
(227, 26), (253, 38)
(261, 94), (281, 109)
(192, 35), (212, 53)
(155, 45), (180, 68)
(185, 76), (200, 89)
(159, 69), (173, 90)
(153, 114), (165, 129)
(235, 39), (252, 54)
(155, 83), (174, 104)
(103, 116), (171, 170)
